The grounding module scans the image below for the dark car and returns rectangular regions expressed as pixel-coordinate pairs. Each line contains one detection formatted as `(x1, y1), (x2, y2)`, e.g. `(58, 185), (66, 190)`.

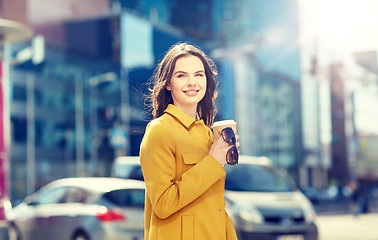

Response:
(360, 186), (378, 213)
(6, 177), (145, 240)
(224, 156), (318, 240)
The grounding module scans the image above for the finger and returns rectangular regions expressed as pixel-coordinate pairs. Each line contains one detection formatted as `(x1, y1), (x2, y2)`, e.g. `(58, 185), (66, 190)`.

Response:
(216, 135), (225, 143)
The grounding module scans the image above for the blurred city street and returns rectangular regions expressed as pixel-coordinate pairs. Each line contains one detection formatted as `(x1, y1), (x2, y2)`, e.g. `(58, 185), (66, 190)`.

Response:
(315, 200), (378, 240)
(1, 0), (378, 239)
(317, 213), (378, 240)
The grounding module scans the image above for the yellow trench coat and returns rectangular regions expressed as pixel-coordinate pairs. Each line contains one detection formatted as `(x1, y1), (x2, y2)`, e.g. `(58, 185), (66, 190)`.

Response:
(140, 104), (238, 240)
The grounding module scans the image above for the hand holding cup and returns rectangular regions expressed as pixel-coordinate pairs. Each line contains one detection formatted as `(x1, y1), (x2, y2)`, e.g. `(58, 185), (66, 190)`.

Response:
(210, 120), (239, 165)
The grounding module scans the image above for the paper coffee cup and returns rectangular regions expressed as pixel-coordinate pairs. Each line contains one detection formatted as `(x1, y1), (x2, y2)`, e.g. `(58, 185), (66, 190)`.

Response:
(211, 120), (237, 141)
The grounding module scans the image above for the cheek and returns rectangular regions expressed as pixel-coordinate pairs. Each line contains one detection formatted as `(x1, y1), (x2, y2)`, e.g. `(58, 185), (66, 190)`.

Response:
(200, 80), (207, 98)
(202, 79), (207, 91)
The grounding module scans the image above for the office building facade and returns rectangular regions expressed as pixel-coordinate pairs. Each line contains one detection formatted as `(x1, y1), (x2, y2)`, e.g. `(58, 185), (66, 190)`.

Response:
(3, 0), (311, 201)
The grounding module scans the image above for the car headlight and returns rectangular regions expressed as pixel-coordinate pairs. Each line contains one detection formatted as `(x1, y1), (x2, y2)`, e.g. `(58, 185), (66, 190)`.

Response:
(303, 204), (317, 223)
(232, 203), (264, 224)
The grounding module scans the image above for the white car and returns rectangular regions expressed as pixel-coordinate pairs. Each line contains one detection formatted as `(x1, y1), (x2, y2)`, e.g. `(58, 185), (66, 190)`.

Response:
(7, 177), (145, 240)
(111, 156), (143, 181)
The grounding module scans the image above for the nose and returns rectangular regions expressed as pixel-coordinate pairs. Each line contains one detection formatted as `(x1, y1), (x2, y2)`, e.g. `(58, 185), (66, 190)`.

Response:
(187, 76), (196, 86)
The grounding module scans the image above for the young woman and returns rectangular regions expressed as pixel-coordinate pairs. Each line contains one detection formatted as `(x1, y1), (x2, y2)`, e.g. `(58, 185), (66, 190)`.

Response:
(140, 42), (238, 240)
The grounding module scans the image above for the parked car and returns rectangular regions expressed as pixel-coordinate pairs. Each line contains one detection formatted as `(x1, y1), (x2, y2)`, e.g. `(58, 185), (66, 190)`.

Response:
(360, 186), (378, 213)
(113, 155), (319, 239)
(224, 156), (318, 240)
(301, 185), (340, 204)
(111, 156), (143, 181)
(6, 177), (145, 240)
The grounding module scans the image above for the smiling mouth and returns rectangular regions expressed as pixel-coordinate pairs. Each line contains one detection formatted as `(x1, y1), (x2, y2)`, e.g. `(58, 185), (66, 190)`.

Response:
(183, 90), (200, 94)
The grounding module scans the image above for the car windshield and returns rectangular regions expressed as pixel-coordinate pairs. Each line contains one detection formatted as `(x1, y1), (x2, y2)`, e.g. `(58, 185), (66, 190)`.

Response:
(103, 189), (145, 208)
(113, 164), (144, 181)
(225, 164), (295, 192)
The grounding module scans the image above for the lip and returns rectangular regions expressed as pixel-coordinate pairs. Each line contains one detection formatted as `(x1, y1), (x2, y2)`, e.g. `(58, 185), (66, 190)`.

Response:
(183, 90), (200, 96)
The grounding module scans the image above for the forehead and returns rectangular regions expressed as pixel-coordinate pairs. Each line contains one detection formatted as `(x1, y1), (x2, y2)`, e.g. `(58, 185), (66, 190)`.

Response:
(174, 55), (204, 72)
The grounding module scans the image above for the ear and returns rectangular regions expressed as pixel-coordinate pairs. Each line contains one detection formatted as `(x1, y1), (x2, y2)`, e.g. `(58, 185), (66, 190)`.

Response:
(166, 83), (172, 91)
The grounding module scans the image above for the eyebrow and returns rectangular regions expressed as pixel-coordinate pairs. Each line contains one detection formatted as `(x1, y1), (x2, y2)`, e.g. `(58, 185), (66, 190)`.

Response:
(174, 70), (205, 75)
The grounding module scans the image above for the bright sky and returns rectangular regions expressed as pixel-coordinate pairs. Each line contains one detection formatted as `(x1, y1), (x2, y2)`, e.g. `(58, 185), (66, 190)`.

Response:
(313, 0), (378, 52)
(310, 0), (378, 135)
(299, 0), (378, 135)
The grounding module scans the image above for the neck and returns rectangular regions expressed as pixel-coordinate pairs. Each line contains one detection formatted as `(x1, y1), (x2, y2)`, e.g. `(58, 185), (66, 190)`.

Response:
(176, 105), (197, 119)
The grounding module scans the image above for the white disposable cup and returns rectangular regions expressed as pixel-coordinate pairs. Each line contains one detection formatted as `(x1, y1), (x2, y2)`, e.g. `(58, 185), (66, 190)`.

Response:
(211, 120), (237, 142)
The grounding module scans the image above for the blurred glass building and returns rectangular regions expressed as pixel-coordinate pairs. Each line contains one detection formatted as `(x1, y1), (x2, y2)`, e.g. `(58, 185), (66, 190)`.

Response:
(211, 0), (304, 180)
(1, 0), (341, 202)
(8, 12), (195, 200)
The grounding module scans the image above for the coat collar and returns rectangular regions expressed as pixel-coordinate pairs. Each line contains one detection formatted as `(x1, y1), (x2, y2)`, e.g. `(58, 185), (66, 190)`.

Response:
(164, 104), (203, 129)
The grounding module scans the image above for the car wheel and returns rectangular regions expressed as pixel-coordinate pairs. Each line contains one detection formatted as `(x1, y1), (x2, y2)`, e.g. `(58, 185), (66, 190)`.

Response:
(73, 231), (90, 240)
(8, 224), (21, 240)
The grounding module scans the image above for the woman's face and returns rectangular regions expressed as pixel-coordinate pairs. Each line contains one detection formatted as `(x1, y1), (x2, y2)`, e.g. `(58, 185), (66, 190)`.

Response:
(166, 55), (207, 113)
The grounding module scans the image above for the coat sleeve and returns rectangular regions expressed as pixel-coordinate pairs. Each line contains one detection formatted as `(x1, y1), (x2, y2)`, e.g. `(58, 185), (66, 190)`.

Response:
(226, 211), (238, 240)
(140, 121), (226, 219)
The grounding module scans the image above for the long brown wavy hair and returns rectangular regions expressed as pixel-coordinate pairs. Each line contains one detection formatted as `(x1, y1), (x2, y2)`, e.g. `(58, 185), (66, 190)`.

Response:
(148, 42), (218, 127)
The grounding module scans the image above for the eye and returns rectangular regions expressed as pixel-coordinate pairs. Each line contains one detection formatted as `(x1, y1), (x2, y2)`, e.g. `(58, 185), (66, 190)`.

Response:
(177, 74), (185, 78)
(196, 73), (204, 77)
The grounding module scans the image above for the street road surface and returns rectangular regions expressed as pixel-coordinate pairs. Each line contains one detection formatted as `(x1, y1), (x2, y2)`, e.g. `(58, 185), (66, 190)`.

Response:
(317, 213), (378, 240)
